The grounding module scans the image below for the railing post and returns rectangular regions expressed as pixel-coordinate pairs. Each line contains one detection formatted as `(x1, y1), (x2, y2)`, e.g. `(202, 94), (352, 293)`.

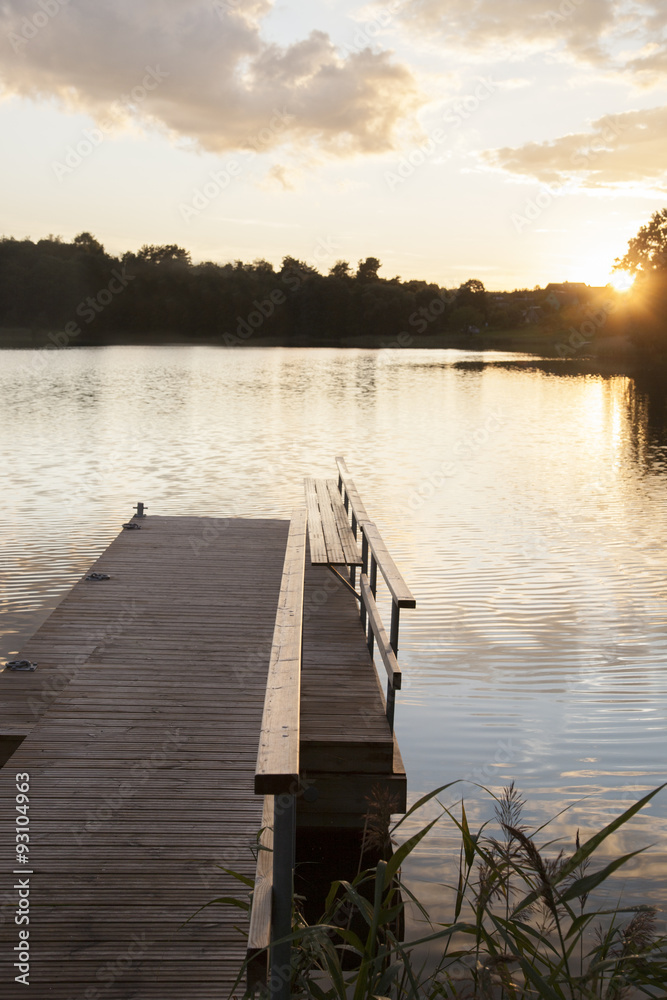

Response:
(387, 602), (400, 733)
(349, 512), (358, 589)
(386, 680), (395, 733)
(270, 792), (295, 1000)
(390, 600), (400, 655)
(360, 532), (369, 632)
(367, 556), (377, 656)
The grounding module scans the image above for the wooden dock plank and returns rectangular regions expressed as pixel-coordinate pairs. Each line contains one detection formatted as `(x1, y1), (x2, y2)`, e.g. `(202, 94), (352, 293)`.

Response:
(303, 477), (328, 564)
(0, 516), (288, 999)
(300, 553), (395, 778)
(0, 501), (408, 995)
(314, 478), (346, 564)
(325, 479), (362, 565)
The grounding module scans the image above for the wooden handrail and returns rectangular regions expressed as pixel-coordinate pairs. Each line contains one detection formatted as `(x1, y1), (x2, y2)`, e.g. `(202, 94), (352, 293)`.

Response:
(335, 455), (371, 528)
(253, 507), (307, 1000)
(336, 456), (415, 607)
(333, 458), (416, 733)
(359, 574), (401, 691)
(255, 507), (307, 794)
(246, 795), (274, 988)
(362, 522), (416, 609)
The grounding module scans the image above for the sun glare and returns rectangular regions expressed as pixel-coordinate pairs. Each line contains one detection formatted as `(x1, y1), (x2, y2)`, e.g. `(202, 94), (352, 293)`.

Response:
(608, 270), (635, 293)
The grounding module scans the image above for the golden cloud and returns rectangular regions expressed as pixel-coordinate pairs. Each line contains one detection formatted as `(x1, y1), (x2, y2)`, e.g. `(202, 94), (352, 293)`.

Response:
(0, 0), (423, 157)
(397, 0), (667, 80)
(482, 106), (667, 191)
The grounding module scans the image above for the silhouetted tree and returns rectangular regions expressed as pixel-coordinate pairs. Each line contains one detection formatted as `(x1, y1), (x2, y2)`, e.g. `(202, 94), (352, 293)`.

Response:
(329, 260), (352, 279)
(614, 209), (667, 275)
(455, 278), (487, 320)
(356, 257), (381, 282)
(137, 244), (191, 265)
(73, 232), (106, 256)
(610, 210), (667, 357)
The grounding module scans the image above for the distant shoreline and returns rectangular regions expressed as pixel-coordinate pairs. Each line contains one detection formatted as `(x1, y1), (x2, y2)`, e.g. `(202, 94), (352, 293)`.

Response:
(0, 325), (594, 356)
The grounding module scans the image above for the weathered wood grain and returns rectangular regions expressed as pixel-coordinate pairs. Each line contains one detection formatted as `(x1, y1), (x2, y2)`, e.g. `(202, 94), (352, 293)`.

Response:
(0, 515), (288, 999)
(359, 573), (402, 689)
(304, 477), (362, 566)
(362, 521), (416, 608)
(255, 508), (307, 795)
(335, 455), (372, 526)
(0, 501), (409, 998)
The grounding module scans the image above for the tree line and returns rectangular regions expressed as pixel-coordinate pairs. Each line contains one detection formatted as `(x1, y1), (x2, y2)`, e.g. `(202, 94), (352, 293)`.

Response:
(0, 232), (499, 345)
(2, 211), (666, 354)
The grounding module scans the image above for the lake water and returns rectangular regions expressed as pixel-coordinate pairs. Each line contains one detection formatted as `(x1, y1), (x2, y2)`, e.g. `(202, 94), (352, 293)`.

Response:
(2, 345), (667, 930)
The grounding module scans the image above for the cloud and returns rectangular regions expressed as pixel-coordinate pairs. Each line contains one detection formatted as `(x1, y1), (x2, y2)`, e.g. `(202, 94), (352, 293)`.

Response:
(396, 0), (667, 79)
(495, 78), (532, 91)
(262, 164), (300, 190)
(623, 6), (667, 83)
(482, 106), (667, 191)
(0, 0), (422, 156)
(214, 214), (300, 227)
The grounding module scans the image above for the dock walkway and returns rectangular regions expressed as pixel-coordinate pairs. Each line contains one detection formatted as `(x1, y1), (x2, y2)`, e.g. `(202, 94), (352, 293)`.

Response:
(0, 510), (400, 998)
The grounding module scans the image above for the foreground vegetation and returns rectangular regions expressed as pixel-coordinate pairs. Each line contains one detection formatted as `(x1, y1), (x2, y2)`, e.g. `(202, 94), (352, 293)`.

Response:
(228, 782), (667, 999)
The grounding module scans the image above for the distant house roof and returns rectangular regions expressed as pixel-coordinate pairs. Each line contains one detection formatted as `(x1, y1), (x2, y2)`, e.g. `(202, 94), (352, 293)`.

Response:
(522, 306), (544, 323)
(545, 282), (589, 292)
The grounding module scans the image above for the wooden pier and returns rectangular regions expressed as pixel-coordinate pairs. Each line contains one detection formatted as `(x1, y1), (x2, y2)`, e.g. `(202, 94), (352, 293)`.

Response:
(0, 461), (413, 999)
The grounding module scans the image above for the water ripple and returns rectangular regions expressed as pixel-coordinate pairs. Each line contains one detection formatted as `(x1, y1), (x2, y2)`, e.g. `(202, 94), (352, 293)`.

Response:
(2, 345), (667, 904)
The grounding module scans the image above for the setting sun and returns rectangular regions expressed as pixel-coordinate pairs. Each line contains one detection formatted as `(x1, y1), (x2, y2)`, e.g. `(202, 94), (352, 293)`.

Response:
(608, 270), (636, 293)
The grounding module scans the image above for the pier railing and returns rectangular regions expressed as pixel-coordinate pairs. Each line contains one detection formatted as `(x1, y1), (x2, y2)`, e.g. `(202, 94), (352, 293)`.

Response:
(251, 507), (307, 1000)
(336, 456), (416, 731)
(249, 470), (414, 993)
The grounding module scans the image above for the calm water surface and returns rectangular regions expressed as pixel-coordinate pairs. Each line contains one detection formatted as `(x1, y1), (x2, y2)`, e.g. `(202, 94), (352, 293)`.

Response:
(2, 346), (667, 926)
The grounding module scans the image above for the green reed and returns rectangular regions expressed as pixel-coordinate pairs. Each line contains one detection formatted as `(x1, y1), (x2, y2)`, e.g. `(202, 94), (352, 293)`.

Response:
(223, 782), (667, 999)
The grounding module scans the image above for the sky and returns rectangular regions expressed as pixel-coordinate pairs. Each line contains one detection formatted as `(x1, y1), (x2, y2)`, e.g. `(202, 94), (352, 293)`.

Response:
(1, 0), (667, 290)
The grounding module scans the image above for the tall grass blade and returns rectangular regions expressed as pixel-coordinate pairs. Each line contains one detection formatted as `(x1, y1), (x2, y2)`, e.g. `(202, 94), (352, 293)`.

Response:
(384, 816), (441, 883)
(558, 848), (648, 903)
